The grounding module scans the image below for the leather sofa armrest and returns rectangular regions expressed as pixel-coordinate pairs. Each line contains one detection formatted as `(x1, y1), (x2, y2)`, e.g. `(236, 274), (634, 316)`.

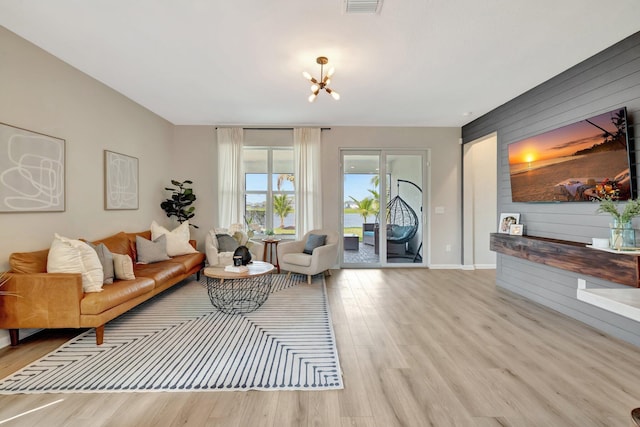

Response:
(189, 239), (197, 250)
(0, 273), (83, 329)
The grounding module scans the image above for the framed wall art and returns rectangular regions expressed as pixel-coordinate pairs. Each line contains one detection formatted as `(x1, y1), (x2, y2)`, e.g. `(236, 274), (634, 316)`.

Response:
(0, 123), (65, 212)
(104, 150), (139, 210)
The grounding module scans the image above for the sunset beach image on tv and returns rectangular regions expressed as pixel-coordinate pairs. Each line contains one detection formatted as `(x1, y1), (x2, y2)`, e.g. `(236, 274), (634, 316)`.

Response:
(508, 107), (633, 203)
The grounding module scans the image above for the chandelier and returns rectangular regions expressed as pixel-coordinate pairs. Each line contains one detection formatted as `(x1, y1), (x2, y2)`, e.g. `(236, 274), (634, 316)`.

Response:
(302, 56), (340, 102)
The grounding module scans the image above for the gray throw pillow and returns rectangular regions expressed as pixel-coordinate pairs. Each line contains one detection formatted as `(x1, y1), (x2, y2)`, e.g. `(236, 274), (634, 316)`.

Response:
(87, 242), (115, 284)
(216, 234), (240, 252)
(136, 234), (170, 264)
(303, 234), (326, 255)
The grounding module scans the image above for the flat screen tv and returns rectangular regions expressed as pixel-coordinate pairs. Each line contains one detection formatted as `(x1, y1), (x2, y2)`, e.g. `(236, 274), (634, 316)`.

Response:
(508, 107), (635, 202)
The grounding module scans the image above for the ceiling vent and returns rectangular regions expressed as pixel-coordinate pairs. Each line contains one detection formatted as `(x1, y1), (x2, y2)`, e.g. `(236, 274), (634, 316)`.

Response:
(343, 0), (383, 14)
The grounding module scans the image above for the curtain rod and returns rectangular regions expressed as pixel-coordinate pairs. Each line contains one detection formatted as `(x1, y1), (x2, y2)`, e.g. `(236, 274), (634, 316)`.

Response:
(215, 127), (331, 131)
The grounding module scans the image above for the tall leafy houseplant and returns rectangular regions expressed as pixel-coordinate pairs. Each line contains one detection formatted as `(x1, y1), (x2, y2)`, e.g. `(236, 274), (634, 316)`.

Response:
(160, 179), (198, 228)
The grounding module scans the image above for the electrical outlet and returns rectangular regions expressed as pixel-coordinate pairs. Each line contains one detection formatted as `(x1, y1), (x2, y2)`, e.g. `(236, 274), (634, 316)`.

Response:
(445, 244), (451, 252)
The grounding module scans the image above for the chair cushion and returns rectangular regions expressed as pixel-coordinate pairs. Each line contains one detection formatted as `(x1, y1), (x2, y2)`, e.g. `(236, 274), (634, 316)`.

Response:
(217, 234), (240, 252)
(389, 225), (413, 240)
(47, 233), (104, 293)
(136, 235), (171, 264)
(150, 220), (198, 256)
(87, 242), (115, 285)
(282, 253), (313, 267)
(303, 234), (326, 255)
(112, 253), (135, 280)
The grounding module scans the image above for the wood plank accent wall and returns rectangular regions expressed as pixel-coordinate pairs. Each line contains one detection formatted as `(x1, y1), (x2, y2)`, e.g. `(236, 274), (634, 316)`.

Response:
(462, 31), (640, 347)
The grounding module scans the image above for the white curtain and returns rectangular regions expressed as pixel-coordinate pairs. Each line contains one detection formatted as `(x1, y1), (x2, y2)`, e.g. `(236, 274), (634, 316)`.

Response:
(294, 128), (322, 238)
(217, 128), (244, 227)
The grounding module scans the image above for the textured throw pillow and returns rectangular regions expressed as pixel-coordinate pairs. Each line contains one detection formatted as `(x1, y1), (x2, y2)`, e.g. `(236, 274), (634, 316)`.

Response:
(47, 233), (104, 293)
(150, 220), (197, 257)
(87, 242), (115, 285)
(216, 234), (240, 252)
(303, 234), (327, 255)
(112, 253), (135, 280)
(136, 234), (170, 264)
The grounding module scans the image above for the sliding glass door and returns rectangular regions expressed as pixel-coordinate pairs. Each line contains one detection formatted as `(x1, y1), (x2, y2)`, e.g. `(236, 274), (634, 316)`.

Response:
(385, 152), (425, 265)
(341, 150), (427, 267)
(342, 152), (381, 266)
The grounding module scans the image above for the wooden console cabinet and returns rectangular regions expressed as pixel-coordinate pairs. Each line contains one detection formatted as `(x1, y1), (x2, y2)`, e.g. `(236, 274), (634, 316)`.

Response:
(490, 233), (640, 288)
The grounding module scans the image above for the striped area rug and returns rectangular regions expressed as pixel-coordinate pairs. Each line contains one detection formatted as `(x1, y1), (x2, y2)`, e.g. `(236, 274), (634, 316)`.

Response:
(0, 273), (343, 393)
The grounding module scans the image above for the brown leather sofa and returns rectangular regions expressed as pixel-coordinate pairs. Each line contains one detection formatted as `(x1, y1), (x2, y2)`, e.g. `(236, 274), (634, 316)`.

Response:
(0, 230), (205, 346)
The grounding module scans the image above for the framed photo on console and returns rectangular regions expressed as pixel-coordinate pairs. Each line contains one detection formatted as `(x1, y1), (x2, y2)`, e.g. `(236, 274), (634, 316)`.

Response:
(509, 224), (524, 236)
(498, 213), (520, 234)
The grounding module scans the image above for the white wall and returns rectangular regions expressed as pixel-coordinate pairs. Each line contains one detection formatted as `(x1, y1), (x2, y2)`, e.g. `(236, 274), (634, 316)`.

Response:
(462, 133), (497, 269)
(0, 27), (175, 344)
(169, 126), (218, 250)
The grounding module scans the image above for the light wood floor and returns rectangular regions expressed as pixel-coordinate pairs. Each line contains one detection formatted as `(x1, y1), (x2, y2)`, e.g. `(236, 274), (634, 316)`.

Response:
(1, 268), (640, 426)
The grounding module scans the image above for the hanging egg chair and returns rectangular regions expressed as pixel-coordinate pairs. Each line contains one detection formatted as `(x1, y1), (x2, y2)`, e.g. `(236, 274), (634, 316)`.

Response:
(386, 194), (418, 244)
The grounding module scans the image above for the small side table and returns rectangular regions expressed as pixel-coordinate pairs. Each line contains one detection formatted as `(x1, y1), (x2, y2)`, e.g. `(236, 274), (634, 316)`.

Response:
(343, 234), (359, 251)
(262, 238), (281, 273)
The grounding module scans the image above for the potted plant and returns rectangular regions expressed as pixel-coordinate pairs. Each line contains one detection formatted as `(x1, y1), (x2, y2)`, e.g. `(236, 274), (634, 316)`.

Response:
(160, 179), (198, 228)
(596, 198), (640, 249)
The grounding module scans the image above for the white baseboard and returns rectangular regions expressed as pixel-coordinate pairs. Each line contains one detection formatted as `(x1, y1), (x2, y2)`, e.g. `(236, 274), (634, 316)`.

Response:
(461, 264), (475, 270)
(429, 264), (463, 269)
(474, 264), (496, 269)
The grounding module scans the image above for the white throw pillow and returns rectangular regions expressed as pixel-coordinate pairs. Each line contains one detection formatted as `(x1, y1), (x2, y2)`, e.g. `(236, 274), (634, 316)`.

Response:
(151, 220), (197, 257)
(47, 233), (103, 293)
(112, 253), (135, 280)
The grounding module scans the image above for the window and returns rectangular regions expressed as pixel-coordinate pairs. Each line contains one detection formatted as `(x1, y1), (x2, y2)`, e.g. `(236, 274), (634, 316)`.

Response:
(243, 147), (295, 237)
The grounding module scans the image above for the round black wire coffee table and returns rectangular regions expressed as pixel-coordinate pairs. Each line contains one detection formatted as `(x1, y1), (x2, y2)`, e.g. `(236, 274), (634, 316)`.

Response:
(203, 261), (275, 314)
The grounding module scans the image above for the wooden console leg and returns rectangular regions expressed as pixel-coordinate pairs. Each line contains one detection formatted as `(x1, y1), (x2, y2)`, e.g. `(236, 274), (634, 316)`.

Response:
(9, 329), (19, 346)
(95, 325), (105, 345)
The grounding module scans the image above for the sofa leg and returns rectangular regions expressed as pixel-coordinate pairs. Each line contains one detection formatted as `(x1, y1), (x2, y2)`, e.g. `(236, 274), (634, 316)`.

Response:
(95, 325), (105, 345)
(307, 275), (312, 285)
(326, 269), (332, 276)
(9, 329), (19, 346)
(196, 268), (201, 281)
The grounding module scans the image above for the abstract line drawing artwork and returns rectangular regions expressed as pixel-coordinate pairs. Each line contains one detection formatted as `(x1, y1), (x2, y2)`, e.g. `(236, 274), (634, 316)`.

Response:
(0, 123), (65, 212)
(104, 150), (138, 210)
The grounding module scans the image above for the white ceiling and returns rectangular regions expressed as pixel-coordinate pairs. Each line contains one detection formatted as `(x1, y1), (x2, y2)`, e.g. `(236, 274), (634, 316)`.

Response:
(1, 0), (639, 127)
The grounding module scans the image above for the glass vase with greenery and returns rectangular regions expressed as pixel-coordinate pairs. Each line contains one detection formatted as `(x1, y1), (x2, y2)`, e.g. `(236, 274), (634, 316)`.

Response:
(596, 198), (640, 249)
(596, 198), (640, 223)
